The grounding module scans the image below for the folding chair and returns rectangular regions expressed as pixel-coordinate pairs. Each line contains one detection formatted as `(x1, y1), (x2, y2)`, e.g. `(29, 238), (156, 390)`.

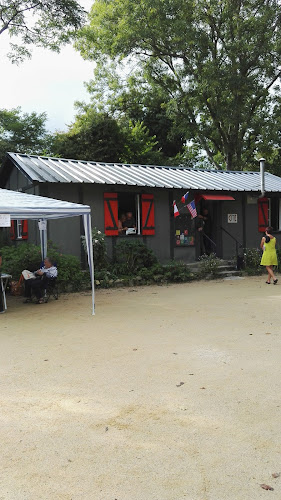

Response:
(44, 277), (59, 303)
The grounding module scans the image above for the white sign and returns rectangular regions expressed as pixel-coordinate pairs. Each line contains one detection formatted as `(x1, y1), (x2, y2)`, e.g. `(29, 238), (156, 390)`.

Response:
(227, 214), (238, 223)
(0, 214), (11, 227)
(38, 220), (47, 231)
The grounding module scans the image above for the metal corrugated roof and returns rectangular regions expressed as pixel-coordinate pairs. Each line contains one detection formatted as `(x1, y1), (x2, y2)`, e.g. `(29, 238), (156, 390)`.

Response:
(5, 152), (281, 193)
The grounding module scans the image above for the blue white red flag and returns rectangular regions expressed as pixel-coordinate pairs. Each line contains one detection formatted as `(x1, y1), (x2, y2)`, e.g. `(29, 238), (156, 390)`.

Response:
(187, 200), (197, 219)
(173, 201), (180, 217)
(181, 191), (189, 204)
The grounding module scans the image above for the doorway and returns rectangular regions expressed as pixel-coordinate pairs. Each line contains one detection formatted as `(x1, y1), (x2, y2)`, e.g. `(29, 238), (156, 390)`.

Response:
(196, 200), (222, 258)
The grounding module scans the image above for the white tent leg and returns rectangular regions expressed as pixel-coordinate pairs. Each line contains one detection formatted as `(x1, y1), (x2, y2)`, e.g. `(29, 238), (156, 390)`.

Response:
(39, 219), (47, 261)
(83, 213), (95, 315)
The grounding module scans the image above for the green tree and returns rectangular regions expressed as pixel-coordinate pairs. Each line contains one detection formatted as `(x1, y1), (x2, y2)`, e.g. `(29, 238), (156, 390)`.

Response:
(52, 108), (125, 162)
(85, 63), (185, 161)
(0, 107), (51, 162)
(76, 0), (281, 171)
(52, 106), (161, 164)
(0, 0), (86, 63)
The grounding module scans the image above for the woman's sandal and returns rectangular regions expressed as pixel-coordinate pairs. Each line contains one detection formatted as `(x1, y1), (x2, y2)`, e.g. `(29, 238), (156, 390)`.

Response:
(266, 281), (271, 284)
(273, 279), (278, 285)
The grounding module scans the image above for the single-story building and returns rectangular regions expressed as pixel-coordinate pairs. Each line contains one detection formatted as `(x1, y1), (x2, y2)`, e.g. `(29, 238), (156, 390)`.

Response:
(1, 152), (281, 264)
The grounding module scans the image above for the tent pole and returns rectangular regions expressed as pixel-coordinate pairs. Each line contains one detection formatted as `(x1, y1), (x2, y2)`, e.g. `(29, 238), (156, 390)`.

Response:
(83, 213), (95, 315)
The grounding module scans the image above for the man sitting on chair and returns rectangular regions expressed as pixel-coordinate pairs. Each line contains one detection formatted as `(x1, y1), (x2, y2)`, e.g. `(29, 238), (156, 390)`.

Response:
(24, 257), (57, 304)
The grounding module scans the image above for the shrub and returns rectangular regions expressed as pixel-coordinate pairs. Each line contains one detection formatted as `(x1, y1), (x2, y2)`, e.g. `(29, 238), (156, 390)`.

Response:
(115, 240), (158, 274)
(162, 261), (192, 282)
(276, 247), (281, 270)
(244, 248), (262, 270)
(1, 243), (86, 292)
(1, 243), (42, 280)
(94, 268), (118, 288)
(243, 248), (263, 275)
(81, 227), (107, 269)
(198, 253), (220, 278)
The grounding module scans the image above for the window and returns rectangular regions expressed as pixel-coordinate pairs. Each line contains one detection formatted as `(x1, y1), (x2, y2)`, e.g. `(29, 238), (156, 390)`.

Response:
(258, 197), (281, 232)
(104, 192), (155, 236)
(10, 220), (28, 240)
(17, 220), (23, 239)
(269, 198), (281, 231)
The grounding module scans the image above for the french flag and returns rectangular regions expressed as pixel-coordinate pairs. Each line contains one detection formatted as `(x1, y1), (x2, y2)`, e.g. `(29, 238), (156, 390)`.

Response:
(181, 191), (189, 204)
(173, 201), (180, 217)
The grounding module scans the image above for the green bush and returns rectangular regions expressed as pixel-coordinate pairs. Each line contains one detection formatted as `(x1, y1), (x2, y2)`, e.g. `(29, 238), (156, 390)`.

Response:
(244, 248), (262, 270)
(48, 251), (85, 292)
(198, 253), (220, 278)
(1, 243), (42, 280)
(276, 247), (281, 270)
(115, 239), (158, 274)
(162, 261), (192, 282)
(1, 243), (87, 292)
(81, 227), (107, 270)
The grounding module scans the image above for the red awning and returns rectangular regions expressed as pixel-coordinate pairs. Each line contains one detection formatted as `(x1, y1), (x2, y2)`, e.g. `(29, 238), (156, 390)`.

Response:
(200, 195), (235, 201)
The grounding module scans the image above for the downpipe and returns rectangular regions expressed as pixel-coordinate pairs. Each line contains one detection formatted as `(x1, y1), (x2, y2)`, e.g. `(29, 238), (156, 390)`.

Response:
(259, 157), (265, 198)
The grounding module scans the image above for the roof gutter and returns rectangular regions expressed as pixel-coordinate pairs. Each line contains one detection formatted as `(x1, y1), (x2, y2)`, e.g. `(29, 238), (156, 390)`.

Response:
(259, 158), (265, 198)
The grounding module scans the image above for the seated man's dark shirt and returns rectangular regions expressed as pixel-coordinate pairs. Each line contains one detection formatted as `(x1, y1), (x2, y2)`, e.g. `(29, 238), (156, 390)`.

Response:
(122, 217), (136, 229)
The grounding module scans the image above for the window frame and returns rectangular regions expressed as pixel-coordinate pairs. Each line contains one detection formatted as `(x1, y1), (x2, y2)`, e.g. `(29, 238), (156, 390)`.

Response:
(104, 191), (155, 237)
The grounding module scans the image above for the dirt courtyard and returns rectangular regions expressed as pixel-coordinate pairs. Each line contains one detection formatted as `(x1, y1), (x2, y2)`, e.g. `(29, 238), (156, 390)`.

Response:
(0, 276), (281, 500)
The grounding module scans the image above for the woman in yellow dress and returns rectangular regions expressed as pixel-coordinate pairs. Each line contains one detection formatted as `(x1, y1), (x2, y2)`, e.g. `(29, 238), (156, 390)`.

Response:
(260, 226), (278, 284)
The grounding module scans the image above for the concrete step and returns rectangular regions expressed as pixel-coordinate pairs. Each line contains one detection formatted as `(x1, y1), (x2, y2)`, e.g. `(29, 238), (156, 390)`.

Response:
(218, 270), (242, 277)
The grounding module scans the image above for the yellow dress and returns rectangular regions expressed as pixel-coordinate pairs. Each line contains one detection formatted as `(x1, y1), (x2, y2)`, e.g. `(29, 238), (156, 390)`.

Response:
(260, 237), (278, 266)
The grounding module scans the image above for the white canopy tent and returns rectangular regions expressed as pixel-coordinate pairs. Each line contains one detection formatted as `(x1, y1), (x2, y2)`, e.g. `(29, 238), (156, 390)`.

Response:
(0, 188), (95, 314)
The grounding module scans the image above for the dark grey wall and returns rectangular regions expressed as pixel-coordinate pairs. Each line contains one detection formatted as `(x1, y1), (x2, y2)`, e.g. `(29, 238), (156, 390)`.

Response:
(220, 194), (244, 259)
(5, 162), (281, 264)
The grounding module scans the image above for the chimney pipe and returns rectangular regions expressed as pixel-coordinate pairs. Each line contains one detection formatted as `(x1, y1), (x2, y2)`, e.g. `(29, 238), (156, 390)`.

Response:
(259, 158), (265, 198)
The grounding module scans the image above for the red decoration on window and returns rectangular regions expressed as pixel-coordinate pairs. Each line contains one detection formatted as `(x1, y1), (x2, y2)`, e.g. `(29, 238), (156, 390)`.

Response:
(10, 220), (16, 240)
(104, 192), (119, 236)
(22, 220), (28, 239)
(141, 194), (155, 235)
(258, 197), (269, 232)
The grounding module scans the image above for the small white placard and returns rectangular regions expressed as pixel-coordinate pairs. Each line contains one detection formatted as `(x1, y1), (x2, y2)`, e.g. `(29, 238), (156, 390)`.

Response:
(0, 214), (11, 227)
(247, 195), (257, 205)
(38, 220), (47, 231)
(228, 214), (238, 223)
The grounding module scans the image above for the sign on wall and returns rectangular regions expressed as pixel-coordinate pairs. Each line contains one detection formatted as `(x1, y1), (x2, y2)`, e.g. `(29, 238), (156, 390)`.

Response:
(227, 214), (238, 223)
(0, 214), (11, 227)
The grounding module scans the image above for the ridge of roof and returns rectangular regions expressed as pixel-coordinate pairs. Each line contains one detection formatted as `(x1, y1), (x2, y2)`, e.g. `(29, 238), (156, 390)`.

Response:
(7, 152), (264, 175)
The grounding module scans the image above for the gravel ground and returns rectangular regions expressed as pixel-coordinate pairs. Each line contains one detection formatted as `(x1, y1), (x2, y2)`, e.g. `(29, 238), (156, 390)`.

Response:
(0, 276), (280, 500)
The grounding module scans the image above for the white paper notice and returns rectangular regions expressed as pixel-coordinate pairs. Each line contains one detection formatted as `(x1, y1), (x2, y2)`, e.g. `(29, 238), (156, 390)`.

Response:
(38, 220), (47, 231)
(0, 214), (11, 227)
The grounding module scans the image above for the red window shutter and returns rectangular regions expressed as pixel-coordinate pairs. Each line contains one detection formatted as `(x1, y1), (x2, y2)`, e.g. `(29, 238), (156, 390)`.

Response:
(258, 197), (269, 232)
(10, 220), (15, 240)
(22, 220), (28, 240)
(104, 192), (118, 236)
(141, 194), (155, 235)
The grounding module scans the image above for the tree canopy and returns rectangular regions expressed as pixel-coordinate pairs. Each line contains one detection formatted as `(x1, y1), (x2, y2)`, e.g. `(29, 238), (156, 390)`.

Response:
(76, 0), (281, 171)
(52, 106), (161, 164)
(0, 0), (86, 62)
(0, 107), (50, 162)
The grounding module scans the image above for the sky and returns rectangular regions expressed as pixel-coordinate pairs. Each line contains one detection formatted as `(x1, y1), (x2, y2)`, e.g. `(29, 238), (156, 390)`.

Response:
(0, 0), (94, 133)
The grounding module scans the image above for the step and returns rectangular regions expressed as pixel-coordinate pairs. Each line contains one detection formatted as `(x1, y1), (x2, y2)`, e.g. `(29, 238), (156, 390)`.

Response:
(218, 270), (242, 277)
